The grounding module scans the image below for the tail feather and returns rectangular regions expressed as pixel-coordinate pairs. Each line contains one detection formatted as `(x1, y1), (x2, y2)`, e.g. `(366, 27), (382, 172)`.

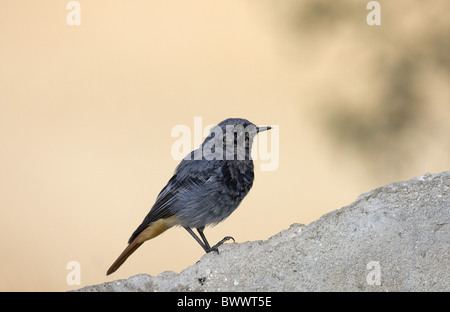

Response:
(106, 239), (143, 276)
(106, 216), (179, 275)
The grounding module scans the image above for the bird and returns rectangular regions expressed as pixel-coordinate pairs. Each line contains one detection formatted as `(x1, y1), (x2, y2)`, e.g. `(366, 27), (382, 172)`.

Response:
(106, 118), (271, 275)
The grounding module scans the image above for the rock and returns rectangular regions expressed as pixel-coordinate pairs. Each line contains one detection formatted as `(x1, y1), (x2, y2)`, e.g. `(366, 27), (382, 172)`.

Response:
(76, 172), (450, 291)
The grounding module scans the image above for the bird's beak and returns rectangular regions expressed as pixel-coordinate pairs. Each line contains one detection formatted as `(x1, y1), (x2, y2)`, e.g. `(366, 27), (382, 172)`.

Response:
(256, 126), (272, 133)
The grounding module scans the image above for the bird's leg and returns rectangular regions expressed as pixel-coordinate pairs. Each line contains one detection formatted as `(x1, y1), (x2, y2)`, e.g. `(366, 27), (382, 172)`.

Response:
(184, 226), (235, 254)
(196, 226), (211, 250)
(184, 227), (210, 253)
(197, 227), (235, 254)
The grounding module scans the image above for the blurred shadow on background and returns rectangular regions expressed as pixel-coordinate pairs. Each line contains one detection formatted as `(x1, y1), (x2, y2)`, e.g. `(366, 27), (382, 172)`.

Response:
(272, 0), (450, 179)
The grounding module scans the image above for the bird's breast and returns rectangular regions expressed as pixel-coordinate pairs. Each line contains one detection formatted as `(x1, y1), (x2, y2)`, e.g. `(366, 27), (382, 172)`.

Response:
(221, 160), (254, 198)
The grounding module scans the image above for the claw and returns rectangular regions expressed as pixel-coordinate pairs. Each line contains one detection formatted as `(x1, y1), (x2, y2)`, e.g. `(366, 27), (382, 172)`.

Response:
(207, 236), (235, 254)
(222, 236), (235, 243)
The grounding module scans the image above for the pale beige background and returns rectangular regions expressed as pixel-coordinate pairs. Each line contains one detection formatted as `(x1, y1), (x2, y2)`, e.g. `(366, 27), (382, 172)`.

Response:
(0, 1), (449, 291)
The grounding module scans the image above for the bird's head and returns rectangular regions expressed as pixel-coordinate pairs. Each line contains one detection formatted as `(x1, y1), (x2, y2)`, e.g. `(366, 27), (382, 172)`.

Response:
(203, 118), (271, 160)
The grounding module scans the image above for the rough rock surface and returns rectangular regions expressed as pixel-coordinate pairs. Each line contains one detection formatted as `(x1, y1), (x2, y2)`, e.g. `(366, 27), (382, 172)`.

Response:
(77, 172), (450, 291)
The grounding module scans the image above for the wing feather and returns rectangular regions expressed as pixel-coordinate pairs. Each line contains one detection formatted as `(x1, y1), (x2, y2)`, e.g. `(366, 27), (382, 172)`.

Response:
(127, 160), (213, 244)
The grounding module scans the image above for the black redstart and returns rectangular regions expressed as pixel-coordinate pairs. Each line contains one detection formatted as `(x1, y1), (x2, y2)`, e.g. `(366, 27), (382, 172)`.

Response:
(106, 118), (271, 275)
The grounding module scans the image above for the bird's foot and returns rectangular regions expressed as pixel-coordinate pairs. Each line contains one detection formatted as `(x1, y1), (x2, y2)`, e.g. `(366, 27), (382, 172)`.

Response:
(207, 236), (235, 254)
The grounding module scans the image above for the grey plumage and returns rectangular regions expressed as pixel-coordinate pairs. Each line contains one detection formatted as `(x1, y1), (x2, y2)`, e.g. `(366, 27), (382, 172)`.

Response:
(107, 118), (270, 275)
